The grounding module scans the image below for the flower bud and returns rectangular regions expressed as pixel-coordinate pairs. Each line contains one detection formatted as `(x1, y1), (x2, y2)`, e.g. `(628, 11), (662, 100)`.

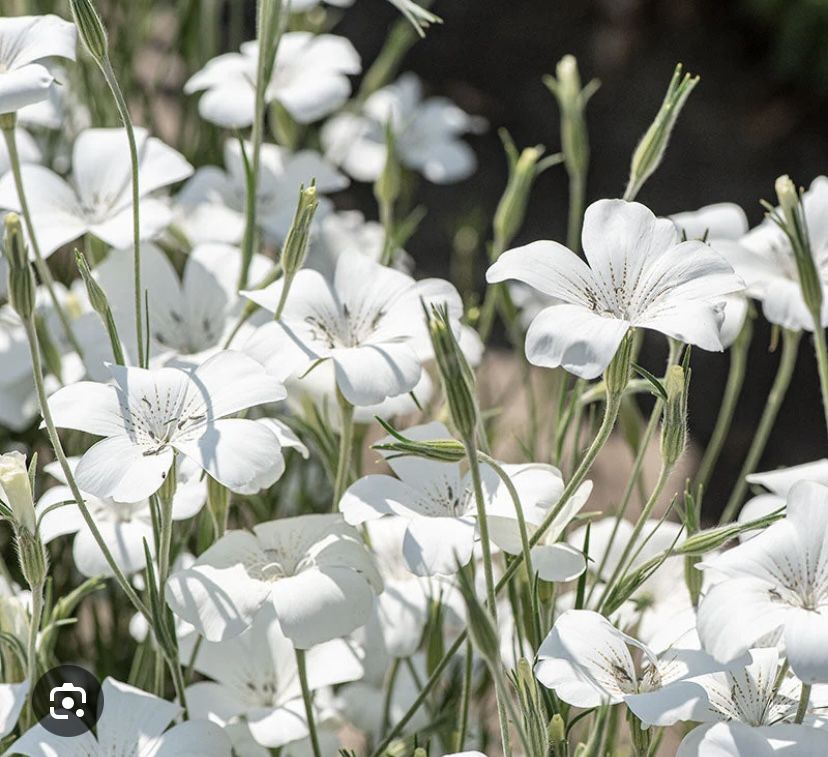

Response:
(660, 364), (689, 467)
(426, 303), (479, 441)
(74, 249), (109, 315)
(3, 213), (35, 320)
(16, 527), (48, 590)
(625, 64), (699, 201)
(0, 452), (36, 534)
(280, 184), (318, 276)
(374, 122), (402, 210)
(774, 175), (823, 319)
(549, 713), (567, 756)
(604, 330), (633, 396)
(70, 0), (109, 65)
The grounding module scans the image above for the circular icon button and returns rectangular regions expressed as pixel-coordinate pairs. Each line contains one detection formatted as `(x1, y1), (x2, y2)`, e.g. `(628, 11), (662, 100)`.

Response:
(32, 665), (103, 737)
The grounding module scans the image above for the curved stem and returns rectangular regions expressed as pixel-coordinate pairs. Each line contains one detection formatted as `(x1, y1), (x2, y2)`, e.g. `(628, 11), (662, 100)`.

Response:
(795, 682), (811, 724)
(101, 59), (145, 368)
(332, 390), (355, 509)
(273, 271), (294, 321)
(2, 126), (85, 363)
(720, 329), (801, 524)
(296, 647), (322, 757)
(380, 657), (401, 736)
(811, 324), (828, 436)
(694, 317), (752, 494)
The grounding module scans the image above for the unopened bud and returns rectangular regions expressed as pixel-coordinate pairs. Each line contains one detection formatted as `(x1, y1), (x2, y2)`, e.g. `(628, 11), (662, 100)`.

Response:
(281, 184), (318, 275)
(604, 331), (633, 396)
(3, 213), (35, 320)
(626, 64), (699, 201)
(75, 249), (109, 315)
(660, 364), (689, 466)
(549, 713), (566, 746)
(427, 303), (479, 441)
(374, 122), (401, 209)
(17, 527), (48, 589)
(70, 0), (109, 65)
(0, 451), (36, 534)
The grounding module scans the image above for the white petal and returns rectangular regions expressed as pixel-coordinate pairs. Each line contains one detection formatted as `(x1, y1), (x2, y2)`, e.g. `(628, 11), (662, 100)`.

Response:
(0, 63), (53, 114)
(403, 516), (476, 576)
(670, 203), (748, 241)
(73, 520), (154, 578)
(677, 722), (775, 757)
(246, 699), (309, 748)
(0, 15), (77, 68)
(531, 543), (586, 582)
(404, 138), (477, 183)
(96, 677), (179, 750)
(47, 379), (126, 436)
(0, 681), (28, 739)
(784, 608), (828, 684)
(148, 720), (232, 757)
(331, 343), (422, 406)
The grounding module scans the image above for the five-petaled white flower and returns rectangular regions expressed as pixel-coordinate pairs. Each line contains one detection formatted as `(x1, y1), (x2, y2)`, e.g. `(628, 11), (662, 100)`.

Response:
(698, 481), (828, 684)
(486, 199), (744, 379)
(243, 251), (462, 406)
(182, 602), (364, 749)
(176, 139), (347, 245)
(185, 32), (360, 129)
(0, 14), (76, 115)
(321, 72), (484, 184)
(0, 127), (193, 257)
(9, 677), (232, 756)
(46, 350), (287, 502)
(165, 513), (382, 647)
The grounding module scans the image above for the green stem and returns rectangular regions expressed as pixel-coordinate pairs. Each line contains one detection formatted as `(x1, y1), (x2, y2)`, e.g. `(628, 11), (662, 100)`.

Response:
(295, 647), (322, 757)
(2, 126), (85, 363)
(694, 316), (752, 494)
(101, 58), (145, 368)
(455, 642), (473, 752)
(795, 682), (811, 724)
(566, 172), (585, 253)
(380, 657), (401, 736)
(379, 198), (395, 267)
(273, 271), (294, 321)
(332, 390), (355, 509)
(811, 322), (828, 436)
(26, 582), (43, 689)
(720, 329), (801, 524)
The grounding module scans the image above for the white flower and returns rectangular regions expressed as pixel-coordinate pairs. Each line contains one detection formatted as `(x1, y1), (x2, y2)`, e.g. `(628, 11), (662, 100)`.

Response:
(486, 199), (744, 379)
(8, 677), (232, 756)
(698, 481), (828, 683)
(719, 176), (828, 331)
(165, 513), (382, 646)
(534, 609), (716, 726)
(0, 681), (28, 739)
(322, 72), (484, 184)
(185, 32), (360, 129)
(737, 458), (828, 535)
(0, 14), (76, 115)
(182, 602), (363, 748)
(176, 140), (347, 245)
(92, 242), (271, 367)
(46, 350), (286, 502)
(675, 648), (828, 756)
(0, 449), (35, 533)
(35, 456), (205, 577)
(243, 251), (462, 406)
(0, 127), (193, 257)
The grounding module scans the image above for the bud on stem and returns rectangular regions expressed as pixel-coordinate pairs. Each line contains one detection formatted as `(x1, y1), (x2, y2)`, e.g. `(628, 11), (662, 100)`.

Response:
(69, 0), (109, 65)
(3, 213), (35, 320)
(660, 364), (690, 467)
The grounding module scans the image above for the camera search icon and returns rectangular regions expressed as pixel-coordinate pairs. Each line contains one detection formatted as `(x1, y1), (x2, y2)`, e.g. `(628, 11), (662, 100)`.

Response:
(33, 665), (103, 737)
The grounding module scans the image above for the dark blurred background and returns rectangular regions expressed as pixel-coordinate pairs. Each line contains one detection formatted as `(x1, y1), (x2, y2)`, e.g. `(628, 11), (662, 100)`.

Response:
(335, 0), (828, 511)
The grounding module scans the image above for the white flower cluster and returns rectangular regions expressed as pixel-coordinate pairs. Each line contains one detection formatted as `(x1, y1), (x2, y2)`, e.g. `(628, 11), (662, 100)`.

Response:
(0, 4), (826, 757)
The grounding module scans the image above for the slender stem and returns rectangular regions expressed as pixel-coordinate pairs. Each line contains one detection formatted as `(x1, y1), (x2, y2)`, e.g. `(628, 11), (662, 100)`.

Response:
(463, 438), (511, 756)
(795, 682), (811, 724)
(455, 642), (473, 751)
(694, 317), (752, 494)
(295, 647), (322, 757)
(371, 393), (623, 757)
(597, 462), (673, 611)
(380, 657), (401, 736)
(720, 329), (801, 524)
(811, 323), (828, 436)
(566, 172), (585, 253)
(26, 582), (43, 688)
(273, 271), (294, 321)
(379, 199), (395, 267)
(2, 126), (85, 363)
(332, 390), (355, 509)
(101, 59), (145, 368)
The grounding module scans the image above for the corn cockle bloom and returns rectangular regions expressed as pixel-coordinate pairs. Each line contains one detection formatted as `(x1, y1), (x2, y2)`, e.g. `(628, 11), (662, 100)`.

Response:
(243, 251), (462, 406)
(165, 513), (383, 647)
(182, 603), (364, 749)
(35, 457), (205, 578)
(698, 481), (828, 684)
(0, 14), (76, 115)
(176, 140), (347, 245)
(321, 72), (485, 184)
(486, 199), (744, 379)
(0, 127), (193, 257)
(9, 677), (231, 756)
(184, 33), (360, 129)
(45, 351), (287, 502)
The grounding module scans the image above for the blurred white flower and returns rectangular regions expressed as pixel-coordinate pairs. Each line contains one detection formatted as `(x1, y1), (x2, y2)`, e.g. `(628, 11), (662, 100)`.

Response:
(0, 128), (40, 176)
(165, 513), (382, 646)
(46, 351), (286, 501)
(176, 139), (346, 245)
(322, 73), (484, 184)
(0, 127), (193, 257)
(185, 33), (360, 129)
(487, 199), (744, 379)
(0, 14), (76, 115)
(9, 677), (231, 756)
(35, 456), (205, 577)
(534, 609), (716, 726)
(0, 681), (28, 739)
(698, 481), (828, 684)
(243, 251), (462, 406)
(182, 602), (363, 748)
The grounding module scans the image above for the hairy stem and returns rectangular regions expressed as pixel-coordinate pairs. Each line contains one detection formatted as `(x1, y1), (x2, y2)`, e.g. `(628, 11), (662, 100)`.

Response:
(332, 390), (355, 509)
(296, 647), (322, 757)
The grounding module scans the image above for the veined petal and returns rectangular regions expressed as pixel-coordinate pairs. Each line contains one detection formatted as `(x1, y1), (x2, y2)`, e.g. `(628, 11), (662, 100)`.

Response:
(525, 303), (630, 379)
(47, 380), (126, 437)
